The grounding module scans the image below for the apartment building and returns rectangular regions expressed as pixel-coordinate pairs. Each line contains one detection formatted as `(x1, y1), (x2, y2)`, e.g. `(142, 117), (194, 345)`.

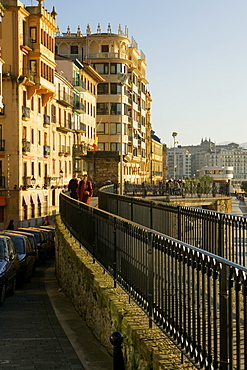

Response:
(55, 24), (152, 186)
(166, 147), (191, 179)
(55, 57), (104, 175)
(0, 0), (59, 228)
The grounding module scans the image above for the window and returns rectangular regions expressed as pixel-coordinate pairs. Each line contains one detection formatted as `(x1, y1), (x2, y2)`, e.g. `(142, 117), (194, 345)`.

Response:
(31, 97), (34, 111)
(70, 45), (78, 54)
(38, 97), (41, 114)
(97, 83), (108, 95)
(31, 129), (34, 144)
(92, 63), (108, 75)
(110, 63), (122, 74)
(110, 83), (122, 94)
(110, 143), (120, 151)
(110, 103), (121, 115)
(51, 104), (56, 123)
(97, 103), (109, 115)
(30, 60), (37, 76)
(110, 123), (121, 135)
(38, 163), (41, 177)
(38, 130), (41, 145)
(30, 27), (37, 43)
(97, 122), (108, 134)
(101, 45), (109, 52)
(98, 142), (106, 151)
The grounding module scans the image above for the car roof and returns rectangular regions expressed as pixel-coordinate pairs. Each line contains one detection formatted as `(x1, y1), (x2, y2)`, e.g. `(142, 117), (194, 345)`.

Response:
(2, 231), (27, 239)
(0, 234), (11, 241)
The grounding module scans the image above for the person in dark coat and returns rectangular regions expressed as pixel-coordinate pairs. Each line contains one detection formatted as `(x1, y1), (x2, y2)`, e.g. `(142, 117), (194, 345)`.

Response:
(68, 173), (78, 199)
(77, 174), (93, 204)
(7, 219), (14, 230)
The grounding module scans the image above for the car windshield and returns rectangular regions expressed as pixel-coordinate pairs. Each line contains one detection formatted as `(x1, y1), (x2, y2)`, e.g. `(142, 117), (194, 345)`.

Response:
(9, 236), (25, 254)
(0, 240), (5, 259)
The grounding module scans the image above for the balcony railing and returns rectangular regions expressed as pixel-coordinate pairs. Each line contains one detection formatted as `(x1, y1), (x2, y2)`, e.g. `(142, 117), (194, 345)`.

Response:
(73, 144), (87, 156)
(44, 176), (51, 188)
(22, 140), (31, 153)
(73, 78), (86, 91)
(43, 114), (50, 127)
(21, 34), (33, 49)
(19, 69), (36, 85)
(64, 146), (71, 156)
(22, 106), (30, 120)
(87, 52), (127, 59)
(43, 145), (50, 156)
(22, 176), (31, 188)
(73, 101), (86, 113)
(57, 91), (73, 107)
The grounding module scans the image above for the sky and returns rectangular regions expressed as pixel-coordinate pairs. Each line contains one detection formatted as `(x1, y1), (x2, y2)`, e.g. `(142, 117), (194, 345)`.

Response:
(39, 0), (247, 148)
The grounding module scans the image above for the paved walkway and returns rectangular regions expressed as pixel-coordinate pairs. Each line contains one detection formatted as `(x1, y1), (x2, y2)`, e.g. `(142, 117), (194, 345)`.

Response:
(0, 259), (112, 370)
(231, 196), (247, 216)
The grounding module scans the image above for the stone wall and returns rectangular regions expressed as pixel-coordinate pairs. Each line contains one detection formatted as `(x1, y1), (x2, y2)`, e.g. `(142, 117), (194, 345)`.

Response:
(85, 151), (120, 195)
(55, 216), (196, 370)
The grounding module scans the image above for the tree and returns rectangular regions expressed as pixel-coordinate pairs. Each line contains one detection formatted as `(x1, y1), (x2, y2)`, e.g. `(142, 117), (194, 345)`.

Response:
(241, 181), (247, 193)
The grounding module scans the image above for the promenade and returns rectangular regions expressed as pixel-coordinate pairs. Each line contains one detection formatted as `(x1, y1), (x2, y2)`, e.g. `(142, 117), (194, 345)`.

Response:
(0, 258), (112, 370)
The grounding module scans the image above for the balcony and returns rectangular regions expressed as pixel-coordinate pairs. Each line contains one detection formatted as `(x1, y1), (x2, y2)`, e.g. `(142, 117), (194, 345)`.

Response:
(22, 140), (31, 153)
(73, 78), (86, 92)
(87, 52), (127, 60)
(73, 100), (86, 113)
(22, 106), (30, 120)
(43, 145), (50, 157)
(21, 34), (33, 51)
(0, 140), (5, 151)
(64, 146), (71, 157)
(44, 177), (51, 188)
(19, 69), (35, 86)
(43, 114), (50, 127)
(57, 91), (73, 107)
(73, 144), (87, 157)
(58, 145), (65, 156)
(22, 176), (31, 189)
(73, 122), (86, 132)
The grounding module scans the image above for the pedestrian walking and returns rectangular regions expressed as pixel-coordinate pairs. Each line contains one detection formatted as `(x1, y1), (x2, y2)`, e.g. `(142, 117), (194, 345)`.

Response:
(68, 173), (78, 199)
(77, 174), (93, 204)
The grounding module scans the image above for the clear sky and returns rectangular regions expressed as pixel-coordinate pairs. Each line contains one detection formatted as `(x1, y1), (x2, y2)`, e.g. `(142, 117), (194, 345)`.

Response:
(41, 0), (247, 147)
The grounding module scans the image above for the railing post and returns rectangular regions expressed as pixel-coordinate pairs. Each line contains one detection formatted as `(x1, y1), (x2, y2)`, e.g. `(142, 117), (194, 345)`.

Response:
(113, 217), (117, 288)
(218, 214), (224, 258)
(147, 231), (154, 328)
(150, 201), (153, 229)
(110, 331), (125, 370)
(177, 206), (181, 241)
(219, 263), (231, 370)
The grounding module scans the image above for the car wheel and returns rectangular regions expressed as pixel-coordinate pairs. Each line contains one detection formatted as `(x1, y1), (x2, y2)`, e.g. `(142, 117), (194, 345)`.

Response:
(0, 283), (6, 306)
(9, 277), (16, 296)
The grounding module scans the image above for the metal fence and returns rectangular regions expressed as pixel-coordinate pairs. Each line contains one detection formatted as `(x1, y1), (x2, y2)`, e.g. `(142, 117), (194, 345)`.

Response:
(60, 192), (247, 370)
(99, 191), (247, 268)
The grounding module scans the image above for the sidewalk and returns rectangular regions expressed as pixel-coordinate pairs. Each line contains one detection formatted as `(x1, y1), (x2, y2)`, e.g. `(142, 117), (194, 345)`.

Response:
(0, 259), (112, 370)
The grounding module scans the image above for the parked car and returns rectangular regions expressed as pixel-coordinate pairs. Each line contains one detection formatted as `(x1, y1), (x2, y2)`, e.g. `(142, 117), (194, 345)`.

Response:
(0, 235), (20, 306)
(39, 225), (55, 239)
(36, 228), (55, 256)
(7, 230), (39, 270)
(0, 232), (37, 285)
(17, 228), (48, 263)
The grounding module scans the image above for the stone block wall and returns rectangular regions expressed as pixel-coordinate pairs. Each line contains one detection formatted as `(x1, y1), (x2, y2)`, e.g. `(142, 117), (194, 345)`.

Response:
(55, 216), (196, 370)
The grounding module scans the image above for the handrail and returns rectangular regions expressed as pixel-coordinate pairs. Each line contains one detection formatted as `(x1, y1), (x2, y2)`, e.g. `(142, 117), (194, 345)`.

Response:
(60, 191), (247, 369)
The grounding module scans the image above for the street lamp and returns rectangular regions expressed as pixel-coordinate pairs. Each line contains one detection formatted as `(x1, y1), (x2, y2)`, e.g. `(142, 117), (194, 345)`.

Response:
(172, 132), (178, 179)
(117, 73), (128, 195)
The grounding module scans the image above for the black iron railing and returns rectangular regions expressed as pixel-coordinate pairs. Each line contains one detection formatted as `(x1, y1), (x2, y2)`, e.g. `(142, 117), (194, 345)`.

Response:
(99, 191), (247, 267)
(60, 192), (247, 370)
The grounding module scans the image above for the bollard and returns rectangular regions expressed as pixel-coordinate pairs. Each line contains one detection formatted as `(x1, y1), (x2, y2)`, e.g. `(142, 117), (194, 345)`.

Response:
(110, 331), (125, 370)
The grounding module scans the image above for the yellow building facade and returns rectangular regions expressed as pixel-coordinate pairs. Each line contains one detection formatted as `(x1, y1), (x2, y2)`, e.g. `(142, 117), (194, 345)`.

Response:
(55, 24), (153, 185)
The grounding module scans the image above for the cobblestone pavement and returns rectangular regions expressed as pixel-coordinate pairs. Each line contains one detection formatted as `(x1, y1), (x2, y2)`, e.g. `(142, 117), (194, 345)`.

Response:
(0, 259), (111, 370)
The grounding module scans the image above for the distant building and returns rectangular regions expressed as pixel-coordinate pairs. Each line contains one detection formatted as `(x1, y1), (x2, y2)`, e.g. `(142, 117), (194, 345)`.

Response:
(167, 139), (247, 184)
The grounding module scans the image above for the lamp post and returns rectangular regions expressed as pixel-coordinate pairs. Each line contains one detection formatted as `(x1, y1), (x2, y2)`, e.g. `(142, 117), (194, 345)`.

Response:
(117, 73), (128, 195)
(172, 132), (178, 179)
